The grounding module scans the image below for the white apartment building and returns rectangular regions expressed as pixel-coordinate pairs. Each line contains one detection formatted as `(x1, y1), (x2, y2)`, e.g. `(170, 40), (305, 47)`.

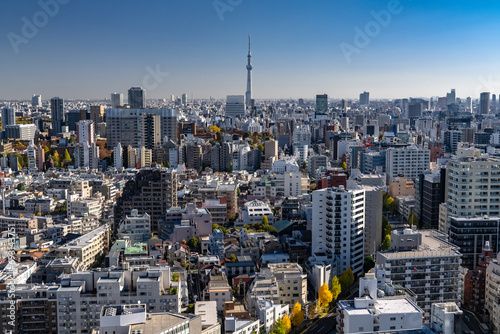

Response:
(55, 224), (110, 270)
(68, 196), (103, 218)
(485, 253), (500, 332)
(292, 125), (310, 146)
(311, 183), (365, 276)
(430, 302), (463, 334)
(446, 147), (500, 217)
(240, 200), (274, 225)
(246, 263), (307, 313)
(270, 159), (300, 174)
(385, 145), (430, 181)
(117, 209), (151, 244)
(224, 317), (259, 334)
(336, 273), (423, 334)
(256, 297), (289, 333)
(375, 229), (463, 324)
(250, 172), (308, 198)
(56, 266), (182, 334)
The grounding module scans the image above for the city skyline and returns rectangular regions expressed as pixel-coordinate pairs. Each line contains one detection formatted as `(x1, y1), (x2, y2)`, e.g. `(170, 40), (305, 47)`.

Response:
(2, 1), (500, 100)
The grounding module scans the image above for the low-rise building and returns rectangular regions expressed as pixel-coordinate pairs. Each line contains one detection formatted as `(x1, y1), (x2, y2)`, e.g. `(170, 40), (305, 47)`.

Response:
(336, 273), (423, 334)
(55, 224), (110, 270)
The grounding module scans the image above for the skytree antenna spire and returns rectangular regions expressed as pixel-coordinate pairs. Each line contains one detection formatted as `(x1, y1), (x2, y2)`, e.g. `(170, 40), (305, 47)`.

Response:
(245, 34), (253, 108)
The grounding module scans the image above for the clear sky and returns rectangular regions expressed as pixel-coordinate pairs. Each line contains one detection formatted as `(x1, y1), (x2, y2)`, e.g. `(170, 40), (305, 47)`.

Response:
(1, 0), (500, 100)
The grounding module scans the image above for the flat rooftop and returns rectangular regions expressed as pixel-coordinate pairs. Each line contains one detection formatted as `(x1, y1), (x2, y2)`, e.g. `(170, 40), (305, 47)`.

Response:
(379, 230), (461, 259)
(130, 312), (192, 334)
(340, 297), (422, 316)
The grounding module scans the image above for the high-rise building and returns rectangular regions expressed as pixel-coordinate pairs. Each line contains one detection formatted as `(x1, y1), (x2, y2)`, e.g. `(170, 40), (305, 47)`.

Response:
(407, 102), (423, 119)
(31, 94), (42, 107)
(111, 92), (123, 108)
(140, 113), (161, 149)
(385, 146), (430, 181)
(486, 253), (500, 331)
(446, 89), (456, 105)
(414, 169), (446, 229)
(480, 92), (490, 115)
(76, 120), (95, 145)
(5, 124), (36, 141)
(375, 229), (462, 323)
(128, 87), (146, 109)
(181, 93), (187, 105)
(446, 147), (500, 217)
(1, 106), (15, 128)
(492, 94), (497, 113)
(26, 141), (36, 169)
(67, 110), (81, 132)
(137, 146), (153, 168)
(50, 97), (64, 135)
(315, 94), (328, 115)
(448, 216), (499, 269)
(114, 143), (123, 169)
(74, 142), (99, 170)
(106, 108), (178, 148)
(443, 130), (462, 154)
(311, 183), (365, 276)
(89, 105), (105, 132)
(180, 142), (202, 172)
(225, 95), (245, 118)
(114, 168), (177, 231)
(264, 140), (278, 160)
(245, 34), (253, 107)
(359, 91), (370, 106)
(466, 96), (472, 112)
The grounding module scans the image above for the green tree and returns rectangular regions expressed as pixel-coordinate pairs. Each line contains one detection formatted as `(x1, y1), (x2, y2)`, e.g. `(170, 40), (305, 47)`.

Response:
(16, 183), (25, 191)
(363, 255), (375, 273)
(188, 238), (198, 248)
(319, 283), (333, 308)
(339, 267), (355, 293)
(302, 161), (307, 170)
(63, 149), (72, 163)
(382, 214), (392, 240)
(330, 276), (341, 301)
(290, 302), (304, 327)
(382, 234), (391, 251)
(258, 144), (264, 152)
(408, 212), (418, 227)
(52, 151), (61, 168)
(229, 254), (237, 262)
(172, 273), (180, 282)
(271, 318), (287, 334)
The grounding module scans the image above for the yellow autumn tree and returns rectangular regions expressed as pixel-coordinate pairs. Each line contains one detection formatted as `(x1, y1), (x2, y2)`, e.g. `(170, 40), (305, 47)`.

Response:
(282, 314), (291, 333)
(331, 276), (341, 301)
(290, 302), (304, 327)
(319, 283), (333, 308)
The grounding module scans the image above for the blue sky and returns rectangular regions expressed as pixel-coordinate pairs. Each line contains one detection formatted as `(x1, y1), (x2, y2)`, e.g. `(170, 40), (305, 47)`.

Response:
(1, 0), (500, 100)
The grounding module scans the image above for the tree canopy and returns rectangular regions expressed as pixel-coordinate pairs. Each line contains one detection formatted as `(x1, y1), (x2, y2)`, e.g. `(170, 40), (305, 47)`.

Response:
(330, 276), (341, 301)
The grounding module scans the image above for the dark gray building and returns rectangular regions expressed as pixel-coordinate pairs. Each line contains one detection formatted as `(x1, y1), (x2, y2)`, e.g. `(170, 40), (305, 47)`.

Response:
(50, 97), (64, 134)
(128, 86), (146, 109)
(448, 216), (500, 269)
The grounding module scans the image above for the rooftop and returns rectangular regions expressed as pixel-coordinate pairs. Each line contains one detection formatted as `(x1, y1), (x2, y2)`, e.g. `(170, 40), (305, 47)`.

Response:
(379, 230), (461, 259)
